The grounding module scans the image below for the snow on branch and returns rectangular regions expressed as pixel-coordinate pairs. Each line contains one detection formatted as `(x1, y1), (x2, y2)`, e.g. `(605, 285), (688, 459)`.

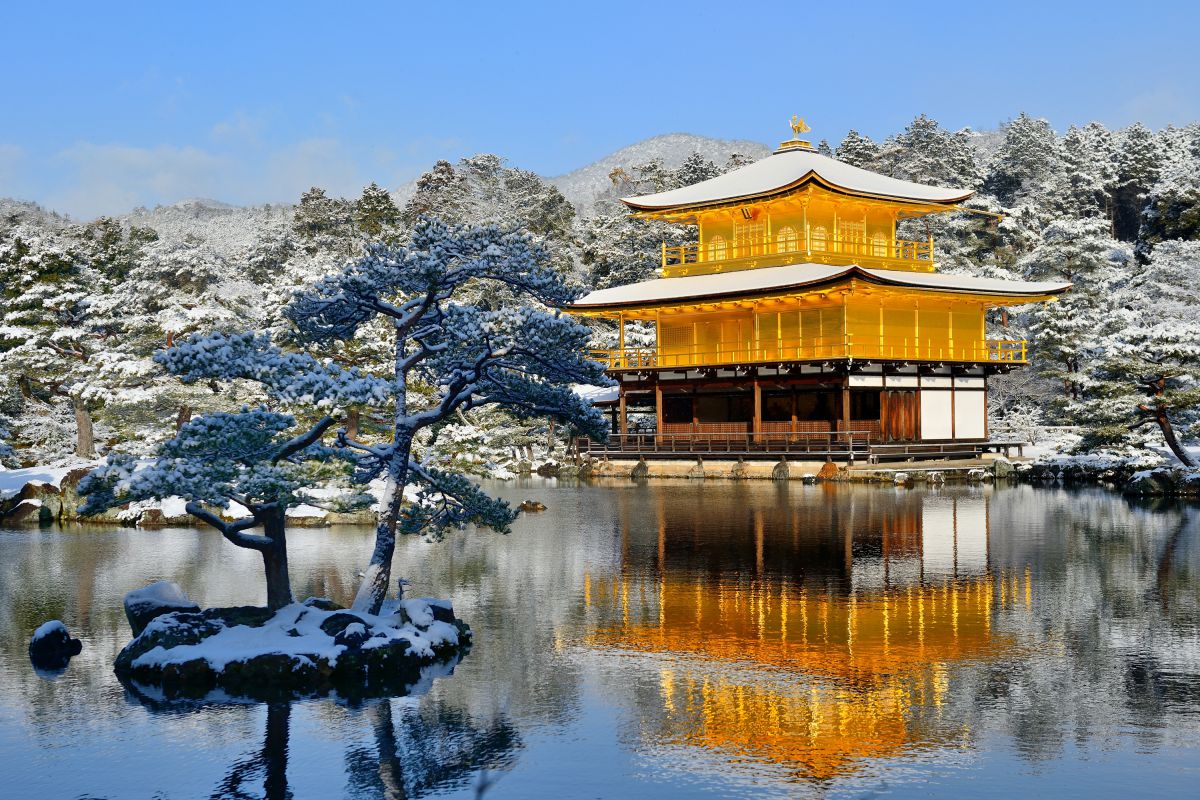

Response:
(155, 332), (394, 407)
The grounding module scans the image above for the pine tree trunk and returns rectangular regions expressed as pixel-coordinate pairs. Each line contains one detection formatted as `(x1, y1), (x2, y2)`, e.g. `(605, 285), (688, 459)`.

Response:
(72, 394), (95, 458)
(346, 407), (360, 441)
(351, 434), (412, 615)
(175, 405), (192, 431)
(261, 508), (294, 610)
(1155, 410), (1196, 468)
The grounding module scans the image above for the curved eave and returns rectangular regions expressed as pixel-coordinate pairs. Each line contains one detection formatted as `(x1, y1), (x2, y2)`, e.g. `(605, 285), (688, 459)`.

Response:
(568, 266), (1070, 315)
(623, 172), (974, 215)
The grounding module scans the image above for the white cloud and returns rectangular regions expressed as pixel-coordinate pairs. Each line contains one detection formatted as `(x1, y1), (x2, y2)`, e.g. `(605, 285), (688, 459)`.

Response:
(210, 112), (266, 146)
(51, 142), (231, 219)
(15, 130), (446, 219)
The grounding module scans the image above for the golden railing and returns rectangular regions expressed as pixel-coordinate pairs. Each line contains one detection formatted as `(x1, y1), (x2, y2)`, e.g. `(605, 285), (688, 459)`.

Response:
(590, 337), (1027, 370)
(663, 236), (934, 273)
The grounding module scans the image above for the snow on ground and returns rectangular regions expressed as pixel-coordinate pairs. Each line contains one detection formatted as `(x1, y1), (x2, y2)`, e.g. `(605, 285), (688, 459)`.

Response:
(131, 600), (460, 671)
(0, 464), (87, 499)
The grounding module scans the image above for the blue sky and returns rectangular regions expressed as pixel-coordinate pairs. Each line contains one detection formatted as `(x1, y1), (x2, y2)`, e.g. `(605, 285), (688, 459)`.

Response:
(2, 0), (1197, 218)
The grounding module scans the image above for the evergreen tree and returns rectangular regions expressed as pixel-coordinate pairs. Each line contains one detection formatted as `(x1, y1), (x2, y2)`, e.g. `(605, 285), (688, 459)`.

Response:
(672, 153), (721, 187)
(401, 160), (466, 226)
(1057, 123), (1118, 220)
(1140, 126), (1200, 246)
(1113, 123), (1162, 241)
(1018, 218), (1128, 407)
(1075, 240), (1200, 465)
(292, 187), (353, 251)
(835, 130), (881, 169)
(878, 115), (981, 188)
(0, 226), (103, 458)
(984, 113), (1064, 209)
(80, 410), (365, 609)
(160, 219), (610, 614)
(353, 182), (401, 239)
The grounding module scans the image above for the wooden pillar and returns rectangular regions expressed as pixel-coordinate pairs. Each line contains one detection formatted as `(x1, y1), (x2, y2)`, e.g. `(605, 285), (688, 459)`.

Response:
(655, 383), (663, 435)
(618, 384), (628, 435)
(841, 378), (852, 438)
(753, 380), (762, 441)
(618, 312), (625, 360)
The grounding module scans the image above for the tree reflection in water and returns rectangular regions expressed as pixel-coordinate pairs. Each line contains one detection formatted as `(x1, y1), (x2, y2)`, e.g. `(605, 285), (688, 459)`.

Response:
(117, 655), (520, 800)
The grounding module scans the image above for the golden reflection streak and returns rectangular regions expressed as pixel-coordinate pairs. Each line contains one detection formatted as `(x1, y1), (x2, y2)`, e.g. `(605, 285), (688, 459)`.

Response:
(588, 574), (1012, 781)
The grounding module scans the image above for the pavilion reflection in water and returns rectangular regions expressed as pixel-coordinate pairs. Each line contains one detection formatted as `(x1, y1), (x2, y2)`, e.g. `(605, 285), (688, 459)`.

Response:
(583, 486), (1031, 783)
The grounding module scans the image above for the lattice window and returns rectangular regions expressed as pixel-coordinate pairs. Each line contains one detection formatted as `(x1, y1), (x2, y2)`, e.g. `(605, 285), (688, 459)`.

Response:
(810, 225), (828, 252)
(776, 225), (799, 254)
(840, 220), (865, 253)
(733, 221), (764, 257)
(706, 234), (727, 261)
(871, 232), (889, 257)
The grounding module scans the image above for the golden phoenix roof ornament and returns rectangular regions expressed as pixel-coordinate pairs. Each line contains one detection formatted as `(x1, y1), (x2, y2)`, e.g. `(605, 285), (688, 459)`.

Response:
(780, 115), (813, 151)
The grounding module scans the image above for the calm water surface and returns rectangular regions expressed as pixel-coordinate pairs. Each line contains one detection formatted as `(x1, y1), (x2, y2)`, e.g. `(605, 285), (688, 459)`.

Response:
(1, 480), (1198, 799)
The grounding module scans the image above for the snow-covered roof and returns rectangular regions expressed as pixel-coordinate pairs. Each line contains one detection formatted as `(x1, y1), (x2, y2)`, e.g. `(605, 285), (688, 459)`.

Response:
(570, 263), (1070, 311)
(623, 147), (973, 211)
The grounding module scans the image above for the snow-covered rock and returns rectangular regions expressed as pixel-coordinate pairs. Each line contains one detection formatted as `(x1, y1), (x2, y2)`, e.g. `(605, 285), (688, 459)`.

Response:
(124, 581), (201, 636)
(28, 619), (82, 668)
(114, 598), (470, 702)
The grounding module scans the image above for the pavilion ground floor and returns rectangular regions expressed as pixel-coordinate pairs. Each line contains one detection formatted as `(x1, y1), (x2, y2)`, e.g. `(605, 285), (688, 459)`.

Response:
(577, 362), (1022, 462)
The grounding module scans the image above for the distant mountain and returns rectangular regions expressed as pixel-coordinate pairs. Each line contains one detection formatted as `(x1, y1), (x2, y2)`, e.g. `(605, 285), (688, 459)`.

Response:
(1, 133), (777, 240)
(121, 199), (293, 257)
(547, 133), (773, 214)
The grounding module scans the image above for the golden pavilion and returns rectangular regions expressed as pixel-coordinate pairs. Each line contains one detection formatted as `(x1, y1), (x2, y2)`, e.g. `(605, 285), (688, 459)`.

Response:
(569, 119), (1070, 460)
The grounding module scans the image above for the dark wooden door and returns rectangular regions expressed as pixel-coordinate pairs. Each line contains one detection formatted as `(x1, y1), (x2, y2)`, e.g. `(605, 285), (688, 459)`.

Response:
(882, 390), (918, 441)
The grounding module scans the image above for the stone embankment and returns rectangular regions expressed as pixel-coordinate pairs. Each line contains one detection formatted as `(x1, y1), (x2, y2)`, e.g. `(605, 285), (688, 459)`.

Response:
(574, 455), (1019, 484)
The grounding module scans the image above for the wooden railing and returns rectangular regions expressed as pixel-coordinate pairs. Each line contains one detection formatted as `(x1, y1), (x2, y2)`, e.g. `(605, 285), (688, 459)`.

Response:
(663, 235), (934, 273)
(576, 431), (873, 459)
(575, 434), (1028, 462)
(590, 337), (1027, 370)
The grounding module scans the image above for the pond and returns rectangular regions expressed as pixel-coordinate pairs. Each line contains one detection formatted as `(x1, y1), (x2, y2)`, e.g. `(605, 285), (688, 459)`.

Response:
(1, 480), (1198, 799)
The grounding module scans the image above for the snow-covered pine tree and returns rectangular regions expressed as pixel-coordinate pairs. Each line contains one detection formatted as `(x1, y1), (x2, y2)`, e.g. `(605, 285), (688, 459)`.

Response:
(670, 153), (721, 188)
(1057, 123), (1118, 221)
(153, 219), (610, 614)
(0, 225), (105, 459)
(292, 187), (354, 253)
(1113, 123), (1162, 242)
(835, 130), (881, 169)
(79, 409), (368, 608)
(1074, 240), (1200, 465)
(877, 115), (982, 188)
(984, 113), (1064, 211)
(1019, 218), (1129, 408)
(353, 182), (402, 240)
(401, 161), (466, 227)
(1140, 125), (1200, 246)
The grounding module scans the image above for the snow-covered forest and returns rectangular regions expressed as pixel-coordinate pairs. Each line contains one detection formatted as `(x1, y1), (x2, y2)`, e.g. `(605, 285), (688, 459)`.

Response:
(2, 114), (1199, 471)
